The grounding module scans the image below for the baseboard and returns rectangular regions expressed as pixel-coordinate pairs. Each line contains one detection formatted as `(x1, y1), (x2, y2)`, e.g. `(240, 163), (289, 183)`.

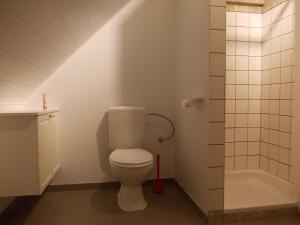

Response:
(46, 181), (120, 191)
(46, 178), (176, 192)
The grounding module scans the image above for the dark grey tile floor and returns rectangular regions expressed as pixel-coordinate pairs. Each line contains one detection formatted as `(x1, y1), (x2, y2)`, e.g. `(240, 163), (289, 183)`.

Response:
(225, 216), (300, 225)
(1, 184), (300, 225)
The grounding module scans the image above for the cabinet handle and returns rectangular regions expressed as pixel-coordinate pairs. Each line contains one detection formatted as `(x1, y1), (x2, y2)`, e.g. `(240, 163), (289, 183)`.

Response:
(49, 114), (55, 118)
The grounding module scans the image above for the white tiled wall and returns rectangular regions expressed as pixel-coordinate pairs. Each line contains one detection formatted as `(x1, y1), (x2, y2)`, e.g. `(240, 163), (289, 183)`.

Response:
(260, 0), (295, 182)
(209, 0), (226, 212)
(225, 0), (295, 183)
(225, 11), (262, 171)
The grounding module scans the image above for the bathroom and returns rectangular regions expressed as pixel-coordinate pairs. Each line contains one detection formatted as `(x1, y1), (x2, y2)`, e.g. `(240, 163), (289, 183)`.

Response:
(0, 0), (299, 224)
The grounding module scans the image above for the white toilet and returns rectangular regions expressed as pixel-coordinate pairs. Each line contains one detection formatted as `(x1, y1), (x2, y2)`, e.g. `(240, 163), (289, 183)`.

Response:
(108, 106), (153, 211)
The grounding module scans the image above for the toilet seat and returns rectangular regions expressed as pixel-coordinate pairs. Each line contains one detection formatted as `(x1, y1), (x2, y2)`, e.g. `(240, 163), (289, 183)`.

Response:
(109, 149), (153, 168)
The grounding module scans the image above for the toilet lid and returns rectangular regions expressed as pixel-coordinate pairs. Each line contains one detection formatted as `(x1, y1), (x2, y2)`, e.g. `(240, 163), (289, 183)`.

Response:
(109, 149), (153, 165)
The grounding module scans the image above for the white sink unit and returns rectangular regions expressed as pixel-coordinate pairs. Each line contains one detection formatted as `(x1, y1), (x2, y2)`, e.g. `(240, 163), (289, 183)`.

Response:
(0, 110), (60, 197)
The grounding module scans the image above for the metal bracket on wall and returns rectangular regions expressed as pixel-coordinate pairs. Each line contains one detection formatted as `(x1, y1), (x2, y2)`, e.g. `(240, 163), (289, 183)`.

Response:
(148, 113), (175, 143)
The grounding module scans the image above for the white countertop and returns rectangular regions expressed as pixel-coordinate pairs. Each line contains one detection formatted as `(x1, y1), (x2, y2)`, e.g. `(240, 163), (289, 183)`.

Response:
(0, 109), (59, 116)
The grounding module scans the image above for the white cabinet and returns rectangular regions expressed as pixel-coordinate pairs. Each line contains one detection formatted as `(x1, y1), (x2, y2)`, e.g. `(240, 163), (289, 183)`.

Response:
(0, 110), (60, 197)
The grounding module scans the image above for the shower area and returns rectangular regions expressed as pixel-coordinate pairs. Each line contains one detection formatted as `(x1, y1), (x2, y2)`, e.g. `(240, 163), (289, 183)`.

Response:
(224, 0), (297, 213)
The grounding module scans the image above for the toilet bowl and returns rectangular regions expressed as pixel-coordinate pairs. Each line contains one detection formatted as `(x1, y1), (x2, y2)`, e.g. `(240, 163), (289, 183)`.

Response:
(109, 148), (153, 211)
(107, 106), (152, 211)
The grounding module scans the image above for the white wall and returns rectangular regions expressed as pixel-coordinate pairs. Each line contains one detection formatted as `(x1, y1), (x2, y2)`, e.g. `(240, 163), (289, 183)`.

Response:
(1, 0), (211, 215)
(26, 0), (176, 185)
(174, 0), (210, 214)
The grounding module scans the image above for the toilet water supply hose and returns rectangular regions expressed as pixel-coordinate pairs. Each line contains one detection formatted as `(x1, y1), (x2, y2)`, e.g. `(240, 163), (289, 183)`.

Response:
(148, 113), (175, 193)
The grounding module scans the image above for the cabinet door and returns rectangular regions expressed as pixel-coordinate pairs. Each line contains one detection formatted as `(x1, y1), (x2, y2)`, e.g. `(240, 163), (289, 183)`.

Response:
(38, 113), (59, 193)
(0, 117), (38, 196)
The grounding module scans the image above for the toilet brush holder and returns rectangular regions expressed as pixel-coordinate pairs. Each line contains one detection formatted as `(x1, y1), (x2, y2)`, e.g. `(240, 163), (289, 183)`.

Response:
(153, 154), (164, 193)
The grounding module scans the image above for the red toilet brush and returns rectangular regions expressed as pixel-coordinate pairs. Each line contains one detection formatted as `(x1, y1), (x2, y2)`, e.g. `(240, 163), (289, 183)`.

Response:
(153, 154), (164, 193)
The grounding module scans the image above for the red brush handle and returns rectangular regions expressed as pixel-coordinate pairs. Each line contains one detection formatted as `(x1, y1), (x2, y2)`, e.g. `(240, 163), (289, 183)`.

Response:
(157, 154), (160, 180)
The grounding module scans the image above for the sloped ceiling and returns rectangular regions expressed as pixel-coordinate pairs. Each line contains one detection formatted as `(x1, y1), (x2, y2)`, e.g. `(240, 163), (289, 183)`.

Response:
(0, 0), (128, 103)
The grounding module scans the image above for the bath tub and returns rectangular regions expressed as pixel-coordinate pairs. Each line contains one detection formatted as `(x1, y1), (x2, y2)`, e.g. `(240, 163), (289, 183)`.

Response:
(224, 169), (297, 213)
